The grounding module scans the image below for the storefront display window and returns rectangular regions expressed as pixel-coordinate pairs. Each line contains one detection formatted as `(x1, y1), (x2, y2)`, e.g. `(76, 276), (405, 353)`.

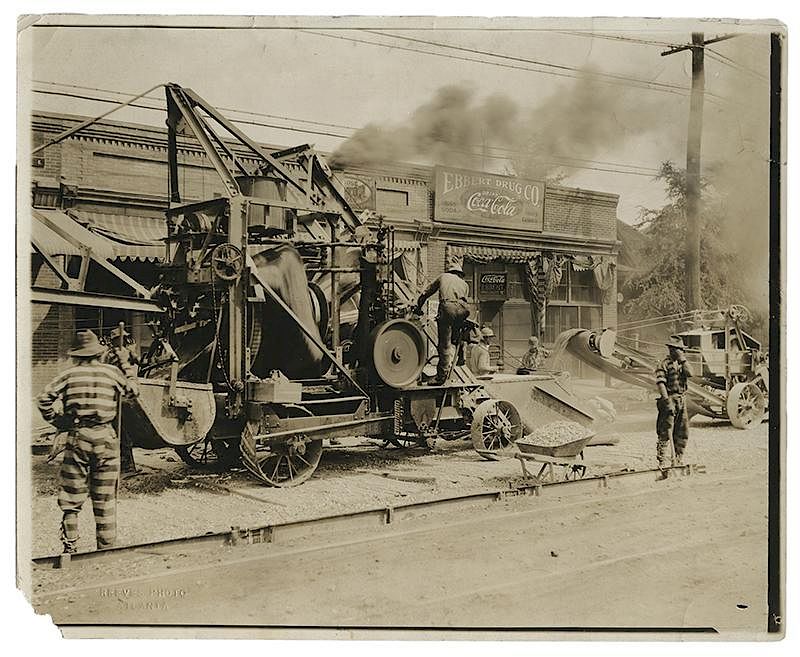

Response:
(544, 265), (603, 344)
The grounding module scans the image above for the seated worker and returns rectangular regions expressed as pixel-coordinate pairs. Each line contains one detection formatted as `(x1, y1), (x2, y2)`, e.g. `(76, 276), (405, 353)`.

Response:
(517, 335), (550, 373)
(468, 326), (498, 376)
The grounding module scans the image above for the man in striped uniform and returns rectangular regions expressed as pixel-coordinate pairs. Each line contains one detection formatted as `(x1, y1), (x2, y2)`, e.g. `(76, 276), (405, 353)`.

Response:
(37, 330), (137, 553)
(654, 336), (694, 476)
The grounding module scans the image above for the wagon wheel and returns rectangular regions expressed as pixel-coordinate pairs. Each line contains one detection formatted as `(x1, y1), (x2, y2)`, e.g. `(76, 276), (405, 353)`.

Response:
(726, 382), (766, 429)
(471, 399), (523, 461)
(256, 436), (324, 487)
(175, 438), (239, 471)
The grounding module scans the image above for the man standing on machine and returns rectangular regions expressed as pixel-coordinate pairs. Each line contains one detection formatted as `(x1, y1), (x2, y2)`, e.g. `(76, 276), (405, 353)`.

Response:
(414, 255), (471, 385)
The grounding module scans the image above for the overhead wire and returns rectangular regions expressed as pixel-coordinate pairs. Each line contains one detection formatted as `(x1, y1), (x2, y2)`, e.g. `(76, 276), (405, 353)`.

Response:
(553, 31), (682, 48)
(298, 29), (694, 98)
(704, 49), (769, 83)
(361, 29), (694, 93)
(31, 83), (667, 178)
(301, 29), (738, 108)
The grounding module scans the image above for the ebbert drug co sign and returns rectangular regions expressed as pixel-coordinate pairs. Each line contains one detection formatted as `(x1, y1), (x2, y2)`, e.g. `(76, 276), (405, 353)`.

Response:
(433, 166), (544, 231)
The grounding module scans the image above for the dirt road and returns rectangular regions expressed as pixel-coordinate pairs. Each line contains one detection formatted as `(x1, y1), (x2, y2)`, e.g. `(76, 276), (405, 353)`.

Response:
(34, 468), (768, 635)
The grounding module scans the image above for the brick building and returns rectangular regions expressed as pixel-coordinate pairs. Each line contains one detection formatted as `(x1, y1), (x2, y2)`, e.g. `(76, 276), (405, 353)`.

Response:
(28, 110), (619, 393)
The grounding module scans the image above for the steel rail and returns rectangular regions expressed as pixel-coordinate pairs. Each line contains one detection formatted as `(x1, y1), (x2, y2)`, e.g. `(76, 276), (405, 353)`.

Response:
(36, 468), (749, 606)
(32, 462), (706, 569)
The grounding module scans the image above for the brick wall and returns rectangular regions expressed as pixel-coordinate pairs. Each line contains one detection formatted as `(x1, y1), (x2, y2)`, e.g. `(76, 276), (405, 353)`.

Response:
(30, 261), (74, 400)
(426, 239), (448, 280)
(544, 186), (618, 241)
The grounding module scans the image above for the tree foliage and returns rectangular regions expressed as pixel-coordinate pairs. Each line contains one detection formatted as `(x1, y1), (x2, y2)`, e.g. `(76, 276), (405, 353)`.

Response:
(622, 162), (766, 339)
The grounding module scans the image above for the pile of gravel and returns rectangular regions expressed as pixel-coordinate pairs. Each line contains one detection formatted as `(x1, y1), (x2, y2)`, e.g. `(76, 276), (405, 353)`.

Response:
(520, 421), (593, 447)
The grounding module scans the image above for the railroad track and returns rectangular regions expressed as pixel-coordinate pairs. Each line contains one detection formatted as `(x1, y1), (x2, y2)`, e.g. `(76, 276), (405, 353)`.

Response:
(32, 464), (772, 635)
(33, 463), (706, 570)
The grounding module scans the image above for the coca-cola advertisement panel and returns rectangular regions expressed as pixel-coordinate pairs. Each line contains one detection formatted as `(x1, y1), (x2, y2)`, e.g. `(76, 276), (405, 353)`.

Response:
(433, 166), (544, 230)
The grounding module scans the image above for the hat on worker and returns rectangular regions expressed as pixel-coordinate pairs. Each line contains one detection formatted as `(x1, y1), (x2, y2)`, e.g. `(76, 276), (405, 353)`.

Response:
(528, 335), (540, 346)
(446, 255), (464, 274)
(480, 326), (495, 339)
(68, 329), (107, 358)
(665, 335), (685, 350)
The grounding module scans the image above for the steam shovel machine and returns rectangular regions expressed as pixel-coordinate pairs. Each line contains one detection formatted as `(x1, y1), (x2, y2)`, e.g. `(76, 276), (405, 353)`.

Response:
(122, 83), (523, 486)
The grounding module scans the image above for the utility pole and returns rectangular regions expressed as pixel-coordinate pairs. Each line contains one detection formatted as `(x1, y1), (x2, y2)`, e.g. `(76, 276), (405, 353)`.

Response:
(662, 33), (736, 312)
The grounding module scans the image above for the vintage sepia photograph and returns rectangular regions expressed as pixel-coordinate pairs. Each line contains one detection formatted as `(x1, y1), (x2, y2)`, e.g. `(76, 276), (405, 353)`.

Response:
(15, 13), (785, 640)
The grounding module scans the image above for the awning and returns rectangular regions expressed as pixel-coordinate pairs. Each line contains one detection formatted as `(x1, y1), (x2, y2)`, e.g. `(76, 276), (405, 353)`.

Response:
(447, 244), (540, 263)
(31, 208), (166, 262)
(75, 211), (167, 262)
(32, 208), (117, 258)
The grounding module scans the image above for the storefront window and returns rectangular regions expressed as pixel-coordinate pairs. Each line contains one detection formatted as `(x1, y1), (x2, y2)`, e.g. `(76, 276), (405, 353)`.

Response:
(544, 306), (603, 343)
(571, 268), (600, 303)
(543, 264), (603, 344)
(503, 302), (535, 365)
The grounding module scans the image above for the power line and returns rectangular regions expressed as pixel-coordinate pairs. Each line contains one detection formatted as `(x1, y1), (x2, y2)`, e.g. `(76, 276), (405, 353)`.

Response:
(32, 79), (362, 132)
(361, 29), (694, 94)
(554, 31), (682, 48)
(32, 87), (659, 178)
(705, 49), (769, 83)
(301, 29), (736, 108)
(299, 29), (694, 98)
(31, 89), (354, 140)
(31, 82), (666, 176)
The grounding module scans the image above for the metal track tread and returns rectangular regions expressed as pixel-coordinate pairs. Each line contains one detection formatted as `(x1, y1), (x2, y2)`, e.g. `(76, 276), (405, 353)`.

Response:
(33, 463), (706, 569)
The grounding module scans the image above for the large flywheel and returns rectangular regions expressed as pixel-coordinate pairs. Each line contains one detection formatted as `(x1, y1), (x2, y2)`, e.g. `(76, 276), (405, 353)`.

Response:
(368, 319), (426, 388)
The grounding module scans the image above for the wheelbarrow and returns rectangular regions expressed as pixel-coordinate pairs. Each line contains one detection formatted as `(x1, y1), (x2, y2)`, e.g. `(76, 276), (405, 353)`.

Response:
(513, 432), (596, 483)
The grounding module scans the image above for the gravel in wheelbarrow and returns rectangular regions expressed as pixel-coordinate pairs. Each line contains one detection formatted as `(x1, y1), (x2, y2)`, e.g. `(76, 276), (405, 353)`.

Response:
(516, 421), (596, 458)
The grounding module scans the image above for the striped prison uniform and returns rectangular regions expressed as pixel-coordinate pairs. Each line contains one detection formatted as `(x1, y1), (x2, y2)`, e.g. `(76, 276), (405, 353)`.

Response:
(37, 360), (131, 552)
(654, 357), (693, 468)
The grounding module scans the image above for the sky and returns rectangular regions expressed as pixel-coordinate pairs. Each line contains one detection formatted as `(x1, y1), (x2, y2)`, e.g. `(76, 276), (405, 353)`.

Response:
(19, 16), (775, 229)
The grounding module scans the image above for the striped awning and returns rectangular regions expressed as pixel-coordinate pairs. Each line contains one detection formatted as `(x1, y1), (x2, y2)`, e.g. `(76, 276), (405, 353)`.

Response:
(31, 208), (116, 258)
(31, 208), (166, 262)
(447, 244), (540, 263)
(75, 211), (167, 262)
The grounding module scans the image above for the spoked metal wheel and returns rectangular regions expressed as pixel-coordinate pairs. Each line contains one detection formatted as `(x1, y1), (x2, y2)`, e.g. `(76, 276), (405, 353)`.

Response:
(256, 436), (324, 487)
(726, 382), (767, 429)
(471, 399), (523, 461)
(175, 438), (239, 471)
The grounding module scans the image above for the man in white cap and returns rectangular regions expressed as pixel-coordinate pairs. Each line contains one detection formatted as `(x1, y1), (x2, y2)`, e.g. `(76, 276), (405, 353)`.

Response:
(468, 325), (498, 376)
(37, 330), (137, 554)
(414, 255), (471, 384)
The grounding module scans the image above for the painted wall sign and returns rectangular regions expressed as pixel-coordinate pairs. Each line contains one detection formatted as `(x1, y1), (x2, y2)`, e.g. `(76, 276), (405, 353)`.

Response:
(479, 272), (508, 300)
(434, 166), (544, 230)
(339, 175), (376, 211)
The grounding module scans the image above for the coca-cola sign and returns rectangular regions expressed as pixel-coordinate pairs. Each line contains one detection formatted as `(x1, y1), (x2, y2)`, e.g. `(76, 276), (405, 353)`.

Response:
(434, 166), (544, 230)
(339, 175), (376, 211)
